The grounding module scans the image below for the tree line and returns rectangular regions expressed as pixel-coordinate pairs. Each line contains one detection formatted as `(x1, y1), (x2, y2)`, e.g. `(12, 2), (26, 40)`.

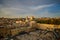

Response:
(36, 18), (60, 25)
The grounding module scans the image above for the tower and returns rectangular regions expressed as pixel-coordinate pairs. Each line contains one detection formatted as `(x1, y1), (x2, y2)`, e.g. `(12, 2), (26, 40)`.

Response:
(30, 16), (34, 21)
(25, 16), (29, 22)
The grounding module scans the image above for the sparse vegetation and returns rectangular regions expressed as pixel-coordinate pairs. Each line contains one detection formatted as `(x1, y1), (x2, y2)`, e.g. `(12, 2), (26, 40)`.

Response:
(36, 18), (60, 25)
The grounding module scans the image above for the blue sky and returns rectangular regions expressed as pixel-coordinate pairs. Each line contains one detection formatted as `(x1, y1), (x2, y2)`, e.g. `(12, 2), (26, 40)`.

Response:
(0, 0), (60, 18)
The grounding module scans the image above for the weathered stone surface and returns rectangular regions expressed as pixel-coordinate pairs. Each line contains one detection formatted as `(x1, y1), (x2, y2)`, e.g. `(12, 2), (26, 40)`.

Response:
(15, 30), (56, 40)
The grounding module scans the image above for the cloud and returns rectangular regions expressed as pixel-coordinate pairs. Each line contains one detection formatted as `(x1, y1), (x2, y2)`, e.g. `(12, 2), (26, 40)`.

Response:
(30, 4), (54, 10)
(0, 4), (54, 17)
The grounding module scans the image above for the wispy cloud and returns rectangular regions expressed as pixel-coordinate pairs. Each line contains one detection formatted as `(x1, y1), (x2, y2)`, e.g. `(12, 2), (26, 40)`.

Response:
(0, 4), (54, 17)
(30, 4), (54, 10)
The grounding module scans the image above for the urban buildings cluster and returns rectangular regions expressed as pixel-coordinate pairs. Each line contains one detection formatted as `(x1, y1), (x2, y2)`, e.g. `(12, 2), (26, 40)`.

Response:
(0, 16), (60, 40)
(0, 16), (37, 38)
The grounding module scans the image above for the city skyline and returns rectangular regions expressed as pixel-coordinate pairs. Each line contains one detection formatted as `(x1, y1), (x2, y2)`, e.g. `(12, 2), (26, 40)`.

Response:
(0, 0), (60, 18)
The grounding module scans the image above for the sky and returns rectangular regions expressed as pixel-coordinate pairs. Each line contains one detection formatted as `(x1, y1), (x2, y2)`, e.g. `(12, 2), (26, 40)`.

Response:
(0, 0), (60, 18)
